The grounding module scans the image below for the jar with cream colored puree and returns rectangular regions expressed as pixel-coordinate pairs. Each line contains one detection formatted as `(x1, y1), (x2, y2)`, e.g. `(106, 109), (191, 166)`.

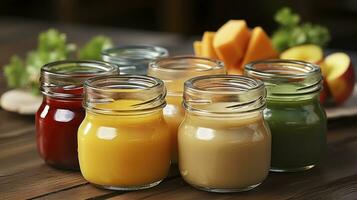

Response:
(178, 75), (271, 193)
(148, 56), (225, 162)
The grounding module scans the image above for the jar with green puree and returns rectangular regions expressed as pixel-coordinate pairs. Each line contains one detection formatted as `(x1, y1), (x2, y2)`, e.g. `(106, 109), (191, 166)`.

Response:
(245, 60), (327, 172)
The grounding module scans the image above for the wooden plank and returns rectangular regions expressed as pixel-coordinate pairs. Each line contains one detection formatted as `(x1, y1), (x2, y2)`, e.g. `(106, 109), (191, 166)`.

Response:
(32, 184), (108, 200)
(288, 174), (357, 199)
(0, 125), (88, 199)
(0, 164), (85, 200)
(35, 165), (181, 199)
(0, 111), (34, 139)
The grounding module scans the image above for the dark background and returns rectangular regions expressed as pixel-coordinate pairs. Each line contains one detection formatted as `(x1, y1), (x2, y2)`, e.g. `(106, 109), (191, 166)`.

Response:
(1, 0), (357, 50)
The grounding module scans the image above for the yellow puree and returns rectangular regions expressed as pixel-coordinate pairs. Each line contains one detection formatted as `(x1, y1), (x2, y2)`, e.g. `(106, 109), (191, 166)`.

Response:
(78, 100), (171, 187)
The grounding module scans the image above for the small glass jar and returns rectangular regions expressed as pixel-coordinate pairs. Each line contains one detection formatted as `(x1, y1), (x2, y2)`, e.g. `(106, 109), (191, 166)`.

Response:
(245, 60), (327, 172)
(102, 45), (169, 75)
(78, 75), (171, 191)
(179, 75), (271, 193)
(36, 60), (118, 170)
(148, 56), (226, 162)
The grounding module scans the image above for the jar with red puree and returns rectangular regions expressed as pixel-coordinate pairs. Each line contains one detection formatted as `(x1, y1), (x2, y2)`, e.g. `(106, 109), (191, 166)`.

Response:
(36, 60), (118, 170)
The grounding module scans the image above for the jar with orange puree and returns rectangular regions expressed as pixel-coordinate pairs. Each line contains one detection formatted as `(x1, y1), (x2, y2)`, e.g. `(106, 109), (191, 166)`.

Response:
(148, 56), (226, 162)
(78, 75), (171, 191)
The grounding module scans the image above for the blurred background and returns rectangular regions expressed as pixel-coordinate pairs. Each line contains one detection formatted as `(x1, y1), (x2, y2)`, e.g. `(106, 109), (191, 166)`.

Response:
(1, 0), (357, 50)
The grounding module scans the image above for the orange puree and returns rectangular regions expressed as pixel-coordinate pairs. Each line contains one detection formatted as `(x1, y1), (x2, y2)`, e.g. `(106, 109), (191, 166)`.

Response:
(78, 100), (171, 188)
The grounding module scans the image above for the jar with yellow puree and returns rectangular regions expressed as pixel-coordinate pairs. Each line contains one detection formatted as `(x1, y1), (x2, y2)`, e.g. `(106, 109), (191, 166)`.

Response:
(179, 75), (271, 193)
(148, 56), (225, 162)
(78, 75), (171, 191)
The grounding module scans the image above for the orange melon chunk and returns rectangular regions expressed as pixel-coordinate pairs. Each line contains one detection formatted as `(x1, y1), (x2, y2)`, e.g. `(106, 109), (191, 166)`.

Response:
(201, 32), (218, 59)
(213, 20), (251, 66)
(227, 65), (243, 75)
(241, 26), (278, 69)
(193, 41), (202, 56)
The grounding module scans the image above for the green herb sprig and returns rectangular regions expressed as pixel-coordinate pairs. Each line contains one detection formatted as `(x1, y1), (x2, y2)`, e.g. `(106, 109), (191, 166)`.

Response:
(3, 29), (113, 95)
(272, 7), (331, 52)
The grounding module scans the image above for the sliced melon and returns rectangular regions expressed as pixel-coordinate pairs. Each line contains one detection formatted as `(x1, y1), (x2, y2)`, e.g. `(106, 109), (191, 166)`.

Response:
(241, 26), (278, 68)
(201, 32), (218, 59)
(193, 41), (202, 56)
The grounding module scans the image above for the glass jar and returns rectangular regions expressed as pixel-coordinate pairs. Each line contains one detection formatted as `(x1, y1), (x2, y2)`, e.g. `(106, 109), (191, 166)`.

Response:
(36, 60), (118, 170)
(148, 56), (226, 162)
(102, 45), (169, 75)
(179, 75), (271, 193)
(245, 60), (327, 172)
(78, 75), (171, 191)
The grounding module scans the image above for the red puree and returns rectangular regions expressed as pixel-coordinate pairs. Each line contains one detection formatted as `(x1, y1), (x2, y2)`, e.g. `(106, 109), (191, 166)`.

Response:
(36, 87), (84, 170)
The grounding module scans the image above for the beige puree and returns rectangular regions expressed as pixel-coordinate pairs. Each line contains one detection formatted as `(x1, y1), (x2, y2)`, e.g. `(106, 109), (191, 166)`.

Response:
(178, 107), (271, 190)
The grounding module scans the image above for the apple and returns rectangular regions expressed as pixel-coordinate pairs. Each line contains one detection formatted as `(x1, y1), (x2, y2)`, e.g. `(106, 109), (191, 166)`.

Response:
(319, 77), (330, 104)
(280, 44), (323, 64)
(321, 52), (355, 104)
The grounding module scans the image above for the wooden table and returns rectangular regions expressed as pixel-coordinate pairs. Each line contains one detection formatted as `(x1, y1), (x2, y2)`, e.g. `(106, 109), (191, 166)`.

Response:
(1, 19), (357, 200)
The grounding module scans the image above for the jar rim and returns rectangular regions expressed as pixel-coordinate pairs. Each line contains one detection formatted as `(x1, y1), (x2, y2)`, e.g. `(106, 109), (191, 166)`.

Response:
(84, 75), (167, 115)
(244, 59), (321, 79)
(41, 60), (119, 99)
(149, 56), (224, 73)
(183, 75), (266, 115)
(244, 59), (322, 97)
(84, 74), (164, 91)
(42, 60), (118, 78)
(185, 74), (265, 95)
(101, 45), (169, 62)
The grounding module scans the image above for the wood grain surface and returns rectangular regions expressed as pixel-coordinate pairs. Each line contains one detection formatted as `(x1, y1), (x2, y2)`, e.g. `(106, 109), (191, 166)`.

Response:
(1, 18), (357, 200)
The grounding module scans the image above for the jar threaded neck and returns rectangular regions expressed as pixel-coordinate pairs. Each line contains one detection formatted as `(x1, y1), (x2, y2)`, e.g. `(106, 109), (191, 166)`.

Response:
(183, 75), (266, 115)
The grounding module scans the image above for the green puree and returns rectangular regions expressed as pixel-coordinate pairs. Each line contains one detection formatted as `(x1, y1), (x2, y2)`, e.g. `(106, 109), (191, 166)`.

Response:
(265, 98), (327, 171)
